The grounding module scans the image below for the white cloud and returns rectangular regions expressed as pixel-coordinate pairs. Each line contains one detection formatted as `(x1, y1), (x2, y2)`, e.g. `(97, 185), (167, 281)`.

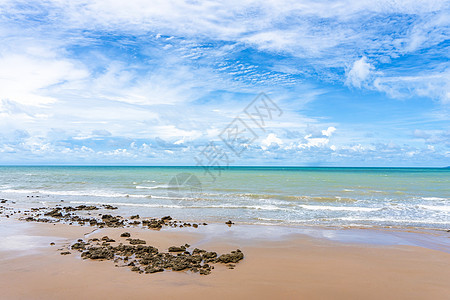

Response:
(345, 57), (375, 88)
(322, 126), (336, 137)
(297, 126), (337, 149)
(261, 133), (283, 150)
(0, 51), (89, 106)
(372, 69), (450, 103)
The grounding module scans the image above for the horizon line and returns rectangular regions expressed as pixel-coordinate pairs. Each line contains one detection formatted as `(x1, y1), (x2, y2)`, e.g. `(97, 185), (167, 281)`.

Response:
(0, 165), (448, 169)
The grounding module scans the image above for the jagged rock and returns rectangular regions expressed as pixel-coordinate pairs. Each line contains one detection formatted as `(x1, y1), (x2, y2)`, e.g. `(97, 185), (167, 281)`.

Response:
(45, 208), (63, 218)
(71, 242), (87, 250)
(103, 205), (118, 210)
(81, 247), (114, 260)
(192, 248), (206, 255)
(128, 238), (146, 245)
(101, 236), (115, 242)
(202, 252), (217, 259)
(217, 249), (244, 263)
(168, 246), (186, 252)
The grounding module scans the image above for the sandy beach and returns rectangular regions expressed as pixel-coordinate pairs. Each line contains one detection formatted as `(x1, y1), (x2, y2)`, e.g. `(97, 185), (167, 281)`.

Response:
(1, 206), (449, 300)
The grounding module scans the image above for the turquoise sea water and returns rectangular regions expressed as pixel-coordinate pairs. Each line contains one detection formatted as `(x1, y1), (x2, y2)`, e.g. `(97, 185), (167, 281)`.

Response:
(0, 166), (448, 229)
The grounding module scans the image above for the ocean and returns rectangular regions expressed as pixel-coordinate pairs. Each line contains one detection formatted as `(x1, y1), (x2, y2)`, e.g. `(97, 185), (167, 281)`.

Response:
(0, 166), (448, 229)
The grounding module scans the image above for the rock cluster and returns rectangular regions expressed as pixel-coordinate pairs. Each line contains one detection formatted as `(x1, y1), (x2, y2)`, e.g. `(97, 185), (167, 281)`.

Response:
(17, 205), (208, 230)
(68, 235), (243, 275)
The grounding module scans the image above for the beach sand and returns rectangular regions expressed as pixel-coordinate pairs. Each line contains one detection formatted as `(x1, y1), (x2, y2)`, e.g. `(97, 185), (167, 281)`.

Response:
(0, 218), (449, 300)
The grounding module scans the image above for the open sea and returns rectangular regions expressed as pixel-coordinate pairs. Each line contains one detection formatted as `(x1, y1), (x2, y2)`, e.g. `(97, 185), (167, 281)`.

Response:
(0, 166), (448, 230)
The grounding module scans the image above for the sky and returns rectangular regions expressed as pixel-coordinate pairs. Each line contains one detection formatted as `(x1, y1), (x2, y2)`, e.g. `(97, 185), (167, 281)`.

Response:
(0, 0), (449, 166)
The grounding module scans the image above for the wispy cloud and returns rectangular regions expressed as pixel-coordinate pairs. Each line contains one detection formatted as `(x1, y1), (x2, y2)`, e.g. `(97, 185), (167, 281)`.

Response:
(0, 0), (448, 165)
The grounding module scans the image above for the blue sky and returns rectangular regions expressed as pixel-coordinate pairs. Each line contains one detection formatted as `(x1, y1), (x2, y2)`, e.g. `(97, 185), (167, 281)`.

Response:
(0, 0), (448, 166)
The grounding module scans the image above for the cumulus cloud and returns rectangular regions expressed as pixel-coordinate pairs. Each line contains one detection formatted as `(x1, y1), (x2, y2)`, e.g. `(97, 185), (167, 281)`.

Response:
(322, 126), (336, 137)
(261, 133), (283, 150)
(345, 57), (375, 88)
(297, 126), (336, 149)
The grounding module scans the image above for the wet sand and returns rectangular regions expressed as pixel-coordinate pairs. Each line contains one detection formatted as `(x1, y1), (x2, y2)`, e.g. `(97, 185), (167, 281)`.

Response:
(0, 218), (449, 300)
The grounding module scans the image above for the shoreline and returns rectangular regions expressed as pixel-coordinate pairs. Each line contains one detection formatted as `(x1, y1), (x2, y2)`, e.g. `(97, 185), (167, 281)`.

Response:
(1, 199), (449, 253)
(2, 196), (449, 233)
(1, 202), (450, 299)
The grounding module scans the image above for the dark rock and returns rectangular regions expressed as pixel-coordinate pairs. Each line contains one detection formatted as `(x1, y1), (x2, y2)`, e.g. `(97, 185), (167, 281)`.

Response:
(120, 232), (131, 237)
(145, 266), (164, 273)
(71, 242), (87, 250)
(217, 249), (244, 263)
(101, 236), (115, 242)
(168, 246), (186, 252)
(103, 205), (118, 210)
(199, 269), (211, 275)
(81, 247), (114, 260)
(45, 208), (63, 218)
(225, 220), (234, 226)
(202, 252), (217, 259)
(192, 248), (206, 255)
(128, 238), (146, 245)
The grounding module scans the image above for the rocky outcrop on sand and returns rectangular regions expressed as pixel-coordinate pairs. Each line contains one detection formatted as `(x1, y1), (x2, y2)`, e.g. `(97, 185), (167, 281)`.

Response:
(67, 236), (243, 275)
(14, 205), (208, 230)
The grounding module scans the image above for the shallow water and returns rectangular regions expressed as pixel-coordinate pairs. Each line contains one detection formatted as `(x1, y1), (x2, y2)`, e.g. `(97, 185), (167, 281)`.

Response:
(0, 166), (448, 229)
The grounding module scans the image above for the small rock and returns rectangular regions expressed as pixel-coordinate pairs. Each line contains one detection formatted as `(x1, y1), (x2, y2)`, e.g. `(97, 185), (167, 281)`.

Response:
(101, 236), (115, 242)
(217, 249), (244, 263)
(128, 238), (146, 245)
(161, 216), (172, 221)
(168, 246), (186, 252)
(225, 220), (234, 226)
